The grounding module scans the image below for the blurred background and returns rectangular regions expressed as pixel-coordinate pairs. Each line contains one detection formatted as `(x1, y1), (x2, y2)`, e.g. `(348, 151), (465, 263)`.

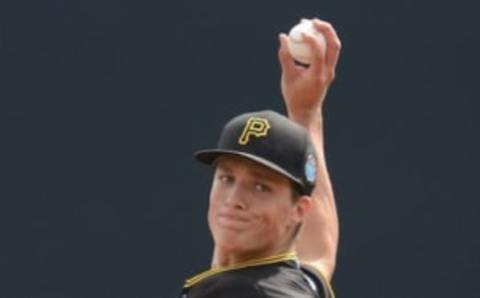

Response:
(0, 0), (478, 297)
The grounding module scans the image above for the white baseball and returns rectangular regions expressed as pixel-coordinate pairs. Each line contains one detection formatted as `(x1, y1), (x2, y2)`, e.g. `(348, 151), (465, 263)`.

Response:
(287, 19), (326, 64)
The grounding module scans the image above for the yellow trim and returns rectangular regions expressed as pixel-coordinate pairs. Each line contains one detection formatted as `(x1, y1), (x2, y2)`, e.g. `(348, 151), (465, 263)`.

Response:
(301, 263), (336, 298)
(183, 251), (297, 288)
(317, 270), (335, 298)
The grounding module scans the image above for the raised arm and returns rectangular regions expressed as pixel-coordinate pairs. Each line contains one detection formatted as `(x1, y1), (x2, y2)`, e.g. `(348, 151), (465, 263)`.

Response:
(278, 19), (341, 281)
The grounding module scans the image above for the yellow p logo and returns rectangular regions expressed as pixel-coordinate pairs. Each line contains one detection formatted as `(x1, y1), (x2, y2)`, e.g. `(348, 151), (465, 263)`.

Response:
(238, 117), (271, 145)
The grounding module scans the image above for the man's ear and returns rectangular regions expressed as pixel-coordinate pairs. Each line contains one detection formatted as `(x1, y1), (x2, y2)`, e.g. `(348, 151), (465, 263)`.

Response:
(291, 196), (313, 225)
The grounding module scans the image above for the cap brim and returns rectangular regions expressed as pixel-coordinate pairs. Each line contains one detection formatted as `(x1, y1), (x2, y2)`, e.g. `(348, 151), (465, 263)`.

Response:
(194, 149), (304, 188)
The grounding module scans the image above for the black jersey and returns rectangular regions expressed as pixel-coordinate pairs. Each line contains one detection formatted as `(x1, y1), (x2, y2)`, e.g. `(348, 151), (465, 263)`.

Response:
(180, 252), (334, 298)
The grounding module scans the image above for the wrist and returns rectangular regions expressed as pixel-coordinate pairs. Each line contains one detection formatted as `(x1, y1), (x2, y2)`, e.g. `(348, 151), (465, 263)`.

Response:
(287, 106), (324, 129)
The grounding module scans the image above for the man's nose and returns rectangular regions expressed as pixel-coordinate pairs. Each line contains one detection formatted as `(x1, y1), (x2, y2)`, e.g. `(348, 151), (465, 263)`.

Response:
(224, 184), (247, 210)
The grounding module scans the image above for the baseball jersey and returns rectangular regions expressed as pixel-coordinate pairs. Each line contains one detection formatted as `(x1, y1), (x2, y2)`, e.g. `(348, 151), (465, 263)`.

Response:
(179, 252), (335, 298)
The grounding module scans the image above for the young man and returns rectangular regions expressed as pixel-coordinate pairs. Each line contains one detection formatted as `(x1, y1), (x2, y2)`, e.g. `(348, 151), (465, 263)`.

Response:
(180, 19), (341, 298)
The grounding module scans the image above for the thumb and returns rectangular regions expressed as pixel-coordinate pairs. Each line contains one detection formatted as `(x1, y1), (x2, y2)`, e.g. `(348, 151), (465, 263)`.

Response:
(278, 33), (297, 77)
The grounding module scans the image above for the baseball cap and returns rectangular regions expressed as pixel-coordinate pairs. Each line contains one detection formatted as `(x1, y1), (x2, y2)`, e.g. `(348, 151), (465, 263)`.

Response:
(194, 110), (317, 196)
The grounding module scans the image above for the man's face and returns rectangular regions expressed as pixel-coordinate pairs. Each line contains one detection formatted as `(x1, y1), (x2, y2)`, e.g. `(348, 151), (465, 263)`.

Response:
(208, 155), (308, 257)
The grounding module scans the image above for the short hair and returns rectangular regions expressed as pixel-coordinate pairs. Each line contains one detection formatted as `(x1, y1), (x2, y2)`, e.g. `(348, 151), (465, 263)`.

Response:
(289, 181), (306, 241)
(290, 181), (304, 202)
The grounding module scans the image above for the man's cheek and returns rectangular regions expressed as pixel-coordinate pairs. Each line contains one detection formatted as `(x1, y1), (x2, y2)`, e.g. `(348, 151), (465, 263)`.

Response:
(256, 215), (272, 234)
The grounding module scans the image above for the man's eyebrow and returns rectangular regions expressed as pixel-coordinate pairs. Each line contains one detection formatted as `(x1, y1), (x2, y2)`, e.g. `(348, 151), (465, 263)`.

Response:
(215, 162), (233, 172)
(249, 168), (277, 182)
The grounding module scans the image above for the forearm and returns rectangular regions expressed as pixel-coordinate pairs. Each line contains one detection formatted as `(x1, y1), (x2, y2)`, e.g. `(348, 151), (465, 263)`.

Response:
(289, 107), (334, 198)
(278, 18), (341, 281)
(289, 107), (339, 281)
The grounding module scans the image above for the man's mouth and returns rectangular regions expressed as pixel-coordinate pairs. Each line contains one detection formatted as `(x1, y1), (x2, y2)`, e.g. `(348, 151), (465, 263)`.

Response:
(217, 211), (250, 228)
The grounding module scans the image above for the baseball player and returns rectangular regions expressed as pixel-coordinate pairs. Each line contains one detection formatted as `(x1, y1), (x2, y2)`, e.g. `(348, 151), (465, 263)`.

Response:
(180, 19), (341, 298)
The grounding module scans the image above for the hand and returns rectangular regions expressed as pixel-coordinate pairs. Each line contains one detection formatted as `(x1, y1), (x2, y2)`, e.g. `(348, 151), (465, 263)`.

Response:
(278, 19), (341, 122)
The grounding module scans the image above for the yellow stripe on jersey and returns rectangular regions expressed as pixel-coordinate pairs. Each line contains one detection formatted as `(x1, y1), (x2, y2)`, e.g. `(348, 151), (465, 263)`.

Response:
(183, 251), (297, 288)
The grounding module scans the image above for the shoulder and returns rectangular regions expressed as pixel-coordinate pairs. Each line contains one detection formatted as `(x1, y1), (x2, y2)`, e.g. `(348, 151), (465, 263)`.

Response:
(182, 257), (330, 298)
(300, 263), (336, 298)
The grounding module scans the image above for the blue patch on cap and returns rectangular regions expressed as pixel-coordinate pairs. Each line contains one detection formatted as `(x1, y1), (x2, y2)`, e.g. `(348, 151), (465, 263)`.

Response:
(305, 155), (316, 183)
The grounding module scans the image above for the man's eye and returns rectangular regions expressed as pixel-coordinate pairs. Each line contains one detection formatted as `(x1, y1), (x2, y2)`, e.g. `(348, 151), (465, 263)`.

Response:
(219, 175), (233, 184)
(255, 183), (271, 192)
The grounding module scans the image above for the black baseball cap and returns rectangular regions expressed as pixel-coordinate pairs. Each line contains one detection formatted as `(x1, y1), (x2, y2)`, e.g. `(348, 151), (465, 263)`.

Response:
(194, 110), (317, 196)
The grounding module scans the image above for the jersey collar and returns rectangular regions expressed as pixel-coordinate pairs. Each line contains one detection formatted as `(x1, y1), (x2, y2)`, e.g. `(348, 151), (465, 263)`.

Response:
(183, 251), (297, 288)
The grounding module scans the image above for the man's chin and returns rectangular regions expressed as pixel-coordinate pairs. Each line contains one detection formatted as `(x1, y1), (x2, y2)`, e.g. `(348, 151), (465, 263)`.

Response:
(214, 237), (269, 262)
(215, 231), (250, 250)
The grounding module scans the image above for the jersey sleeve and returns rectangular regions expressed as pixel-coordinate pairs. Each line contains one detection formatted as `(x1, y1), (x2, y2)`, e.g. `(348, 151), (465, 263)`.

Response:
(300, 263), (335, 298)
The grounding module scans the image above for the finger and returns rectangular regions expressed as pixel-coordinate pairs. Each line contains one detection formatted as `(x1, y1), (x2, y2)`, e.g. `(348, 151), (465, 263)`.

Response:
(277, 33), (297, 77)
(312, 19), (342, 77)
(300, 31), (326, 76)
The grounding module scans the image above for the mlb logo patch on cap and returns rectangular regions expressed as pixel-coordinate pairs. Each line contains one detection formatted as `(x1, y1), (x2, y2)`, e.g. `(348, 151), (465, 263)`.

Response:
(305, 154), (317, 184)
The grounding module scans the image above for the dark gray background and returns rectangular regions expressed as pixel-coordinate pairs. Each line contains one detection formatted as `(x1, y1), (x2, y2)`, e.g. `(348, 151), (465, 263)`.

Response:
(0, 0), (478, 297)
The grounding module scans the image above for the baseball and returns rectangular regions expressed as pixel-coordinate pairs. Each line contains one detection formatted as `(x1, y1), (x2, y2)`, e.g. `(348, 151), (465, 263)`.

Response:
(287, 19), (326, 64)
